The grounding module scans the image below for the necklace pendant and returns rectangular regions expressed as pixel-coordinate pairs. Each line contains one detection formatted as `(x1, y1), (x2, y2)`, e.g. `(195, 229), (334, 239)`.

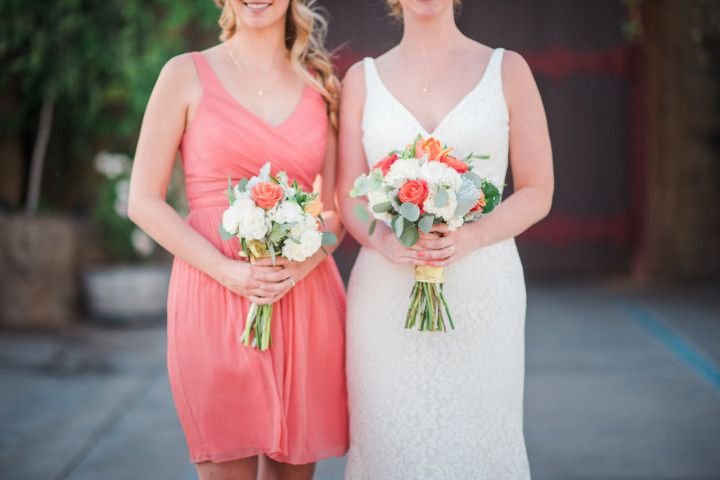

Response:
(257, 89), (264, 96)
(422, 84), (429, 93)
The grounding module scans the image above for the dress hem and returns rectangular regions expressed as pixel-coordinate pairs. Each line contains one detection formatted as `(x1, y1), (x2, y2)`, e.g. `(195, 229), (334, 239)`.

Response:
(190, 444), (349, 465)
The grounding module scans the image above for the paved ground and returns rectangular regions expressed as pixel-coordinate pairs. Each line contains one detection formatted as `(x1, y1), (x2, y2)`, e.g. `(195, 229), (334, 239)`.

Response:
(1, 281), (719, 480)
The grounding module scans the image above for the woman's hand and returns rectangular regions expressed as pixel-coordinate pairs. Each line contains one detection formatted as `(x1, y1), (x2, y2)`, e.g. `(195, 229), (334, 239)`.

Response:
(217, 252), (332, 305)
(370, 225), (425, 265)
(214, 258), (295, 305)
(414, 223), (480, 267)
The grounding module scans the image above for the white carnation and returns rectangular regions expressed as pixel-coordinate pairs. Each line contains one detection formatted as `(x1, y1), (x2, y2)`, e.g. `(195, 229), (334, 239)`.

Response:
(384, 158), (421, 188)
(282, 229), (322, 262)
(420, 161), (462, 190)
(423, 186), (458, 221)
(269, 201), (304, 225)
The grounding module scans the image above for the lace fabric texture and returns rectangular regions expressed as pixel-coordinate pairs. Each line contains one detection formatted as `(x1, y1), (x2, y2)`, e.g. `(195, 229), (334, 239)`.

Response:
(345, 48), (532, 479)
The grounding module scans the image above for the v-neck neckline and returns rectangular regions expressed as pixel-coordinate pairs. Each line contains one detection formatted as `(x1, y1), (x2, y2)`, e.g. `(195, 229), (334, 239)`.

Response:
(200, 52), (308, 130)
(369, 48), (498, 137)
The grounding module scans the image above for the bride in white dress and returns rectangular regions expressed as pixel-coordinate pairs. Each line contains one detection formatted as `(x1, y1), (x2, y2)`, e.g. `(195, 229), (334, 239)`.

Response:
(337, 0), (554, 478)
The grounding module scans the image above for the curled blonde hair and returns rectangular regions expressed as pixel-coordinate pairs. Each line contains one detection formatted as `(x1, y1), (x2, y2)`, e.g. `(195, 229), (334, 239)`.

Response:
(386, 0), (462, 18)
(212, 0), (340, 129)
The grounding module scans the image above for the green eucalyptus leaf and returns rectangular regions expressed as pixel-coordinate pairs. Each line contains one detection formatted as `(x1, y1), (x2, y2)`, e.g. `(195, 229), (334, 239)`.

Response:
(353, 203), (370, 222)
(321, 231), (337, 246)
(392, 214), (405, 238)
(399, 202), (420, 222)
(368, 219), (378, 236)
(462, 171), (483, 189)
(399, 226), (420, 247)
(219, 223), (235, 241)
(435, 188), (449, 208)
(418, 215), (435, 234)
(372, 201), (393, 213)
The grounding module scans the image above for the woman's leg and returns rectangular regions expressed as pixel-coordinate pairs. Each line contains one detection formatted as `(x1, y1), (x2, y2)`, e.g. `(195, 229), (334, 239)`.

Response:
(259, 455), (316, 480)
(195, 455), (258, 480)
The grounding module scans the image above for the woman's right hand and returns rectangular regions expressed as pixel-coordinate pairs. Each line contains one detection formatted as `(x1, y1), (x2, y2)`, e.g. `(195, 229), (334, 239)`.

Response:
(214, 258), (293, 305)
(370, 225), (425, 266)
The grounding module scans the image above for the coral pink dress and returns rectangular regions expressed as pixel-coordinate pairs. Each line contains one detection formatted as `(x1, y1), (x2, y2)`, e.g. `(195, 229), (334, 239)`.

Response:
(166, 52), (348, 465)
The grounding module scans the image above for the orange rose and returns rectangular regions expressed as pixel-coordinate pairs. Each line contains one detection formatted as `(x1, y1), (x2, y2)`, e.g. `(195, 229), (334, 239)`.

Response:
(372, 153), (399, 175)
(304, 198), (324, 217)
(398, 179), (429, 207)
(415, 137), (453, 160)
(470, 190), (487, 213)
(251, 182), (284, 209)
(438, 155), (469, 174)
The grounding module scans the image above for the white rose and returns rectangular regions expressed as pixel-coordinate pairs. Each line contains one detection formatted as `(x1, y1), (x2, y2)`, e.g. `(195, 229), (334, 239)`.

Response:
(423, 186), (458, 221)
(282, 229), (322, 262)
(237, 205), (269, 240)
(385, 158), (421, 188)
(269, 201), (304, 225)
(222, 196), (253, 234)
(420, 161), (462, 190)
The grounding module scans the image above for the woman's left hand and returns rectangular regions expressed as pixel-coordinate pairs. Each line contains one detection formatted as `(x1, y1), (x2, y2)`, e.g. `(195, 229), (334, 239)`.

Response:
(413, 223), (478, 267)
(251, 253), (324, 301)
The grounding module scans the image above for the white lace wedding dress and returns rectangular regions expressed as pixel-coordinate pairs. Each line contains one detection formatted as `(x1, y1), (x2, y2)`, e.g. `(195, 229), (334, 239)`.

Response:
(345, 48), (531, 479)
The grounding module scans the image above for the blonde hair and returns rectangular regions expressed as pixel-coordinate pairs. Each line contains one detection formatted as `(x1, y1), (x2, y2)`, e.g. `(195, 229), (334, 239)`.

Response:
(212, 0), (340, 129)
(386, 0), (462, 17)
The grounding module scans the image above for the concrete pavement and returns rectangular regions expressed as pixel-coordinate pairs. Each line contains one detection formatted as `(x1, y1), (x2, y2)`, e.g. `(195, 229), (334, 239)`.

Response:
(1, 282), (718, 480)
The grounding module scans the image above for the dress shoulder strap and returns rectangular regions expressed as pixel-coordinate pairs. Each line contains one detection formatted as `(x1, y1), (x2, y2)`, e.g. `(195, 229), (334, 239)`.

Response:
(189, 51), (223, 92)
(362, 57), (385, 97)
(486, 48), (506, 86)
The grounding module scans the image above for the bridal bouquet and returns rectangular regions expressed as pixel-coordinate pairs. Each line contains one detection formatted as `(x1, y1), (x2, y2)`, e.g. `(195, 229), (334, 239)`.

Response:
(219, 162), (336, 351)
(350, 135), (501, 332)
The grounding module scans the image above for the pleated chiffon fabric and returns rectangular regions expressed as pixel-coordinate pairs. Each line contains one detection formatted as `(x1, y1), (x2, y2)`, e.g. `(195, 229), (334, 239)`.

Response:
(166, 52), (348, 465)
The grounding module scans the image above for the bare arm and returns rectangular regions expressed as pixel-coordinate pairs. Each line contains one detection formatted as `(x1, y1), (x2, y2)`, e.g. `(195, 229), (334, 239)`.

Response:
(336, 62), (374, 248)
(315, 127), (345, 256)
(336, 62), (425, 266)
(127, 54), (289, 304)
(418, 51), (554, 264)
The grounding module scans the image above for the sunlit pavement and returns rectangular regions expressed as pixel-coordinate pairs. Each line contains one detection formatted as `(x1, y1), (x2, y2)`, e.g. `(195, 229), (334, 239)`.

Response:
(1, 282), (719, 480)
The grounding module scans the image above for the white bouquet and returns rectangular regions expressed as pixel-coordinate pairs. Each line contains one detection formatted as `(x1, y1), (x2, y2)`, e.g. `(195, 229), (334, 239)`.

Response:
(220, 163), (336, 350)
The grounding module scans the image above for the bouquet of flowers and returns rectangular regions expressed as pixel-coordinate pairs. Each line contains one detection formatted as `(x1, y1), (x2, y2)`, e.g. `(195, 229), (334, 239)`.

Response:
(219, 163), (336, 351)
(350, 135), (501, 332)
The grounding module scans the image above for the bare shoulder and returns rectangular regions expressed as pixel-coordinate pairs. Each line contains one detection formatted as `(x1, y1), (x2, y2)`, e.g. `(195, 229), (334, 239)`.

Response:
(154, 52), (202, 101)
(502, 50), (532, 76)
(340, 60), (366, 108)
(500, 50), (538, 103)
(501, 50), (535, 86)
(159, 53), (197, 83)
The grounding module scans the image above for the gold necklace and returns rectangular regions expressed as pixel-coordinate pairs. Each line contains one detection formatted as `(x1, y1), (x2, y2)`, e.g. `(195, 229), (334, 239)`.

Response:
(225, 42), (282, 96)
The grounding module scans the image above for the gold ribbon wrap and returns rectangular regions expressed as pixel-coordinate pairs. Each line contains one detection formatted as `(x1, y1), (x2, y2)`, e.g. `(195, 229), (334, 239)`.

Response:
(414, 265), (445, 284)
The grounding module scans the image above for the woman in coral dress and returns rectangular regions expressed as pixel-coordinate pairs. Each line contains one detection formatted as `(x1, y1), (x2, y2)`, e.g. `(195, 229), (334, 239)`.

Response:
(127, 1), (347, 478)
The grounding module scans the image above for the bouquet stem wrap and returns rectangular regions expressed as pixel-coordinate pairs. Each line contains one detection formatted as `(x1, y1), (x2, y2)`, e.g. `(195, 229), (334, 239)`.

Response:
(240, 253), (273, 351)
(406, 265), (455, 332)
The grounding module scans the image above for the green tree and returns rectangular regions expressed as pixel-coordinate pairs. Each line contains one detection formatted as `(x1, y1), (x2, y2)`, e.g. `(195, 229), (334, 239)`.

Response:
(0, 0), (218, 213)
